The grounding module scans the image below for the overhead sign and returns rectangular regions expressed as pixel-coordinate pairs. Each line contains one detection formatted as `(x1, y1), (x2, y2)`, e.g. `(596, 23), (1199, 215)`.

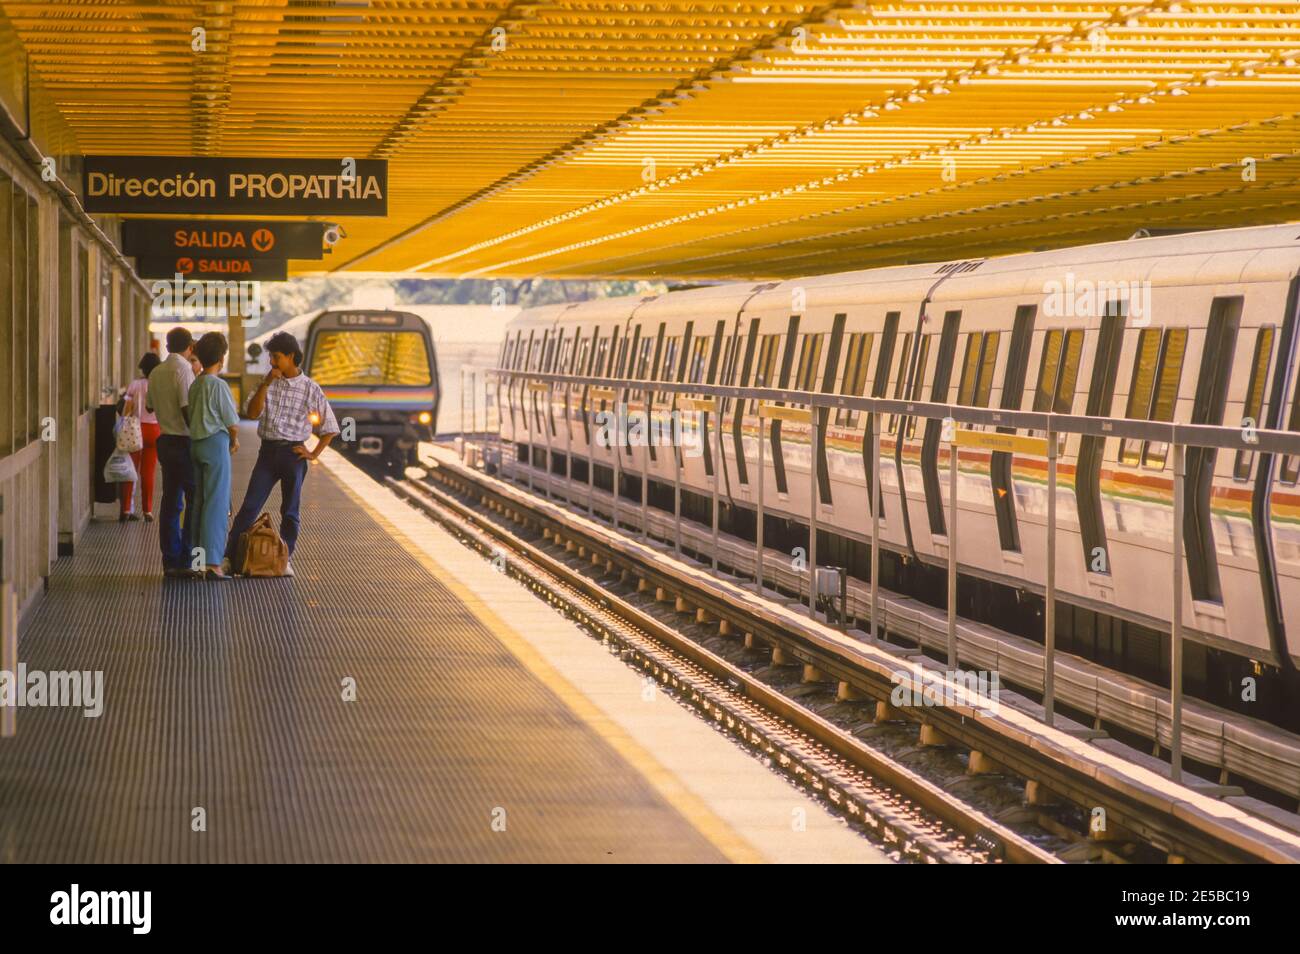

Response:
(953, 429), (1049, 456)
(135, 256), (289, 282)
(122, 220), (325, 260)
(83, 156), (388, 216)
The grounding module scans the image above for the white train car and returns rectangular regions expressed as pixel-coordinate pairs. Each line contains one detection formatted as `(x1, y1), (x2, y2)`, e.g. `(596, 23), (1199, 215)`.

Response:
(499, 224), (1300, 724)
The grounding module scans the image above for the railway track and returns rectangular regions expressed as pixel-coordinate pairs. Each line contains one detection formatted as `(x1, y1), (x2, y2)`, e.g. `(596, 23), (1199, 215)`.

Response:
(385, 447), (1300, 863)
(386, 472), (1049, 863)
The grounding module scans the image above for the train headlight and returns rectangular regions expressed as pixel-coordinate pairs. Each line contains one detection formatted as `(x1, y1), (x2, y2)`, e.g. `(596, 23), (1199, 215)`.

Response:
(418, 411), (432, 425)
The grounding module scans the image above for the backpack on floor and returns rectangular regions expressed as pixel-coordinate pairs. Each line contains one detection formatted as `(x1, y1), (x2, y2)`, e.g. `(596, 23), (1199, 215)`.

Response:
(235, 513), (289, 577)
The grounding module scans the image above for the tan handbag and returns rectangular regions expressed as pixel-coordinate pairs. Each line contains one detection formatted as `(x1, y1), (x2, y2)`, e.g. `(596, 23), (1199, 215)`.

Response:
(235, 513), (289, 577)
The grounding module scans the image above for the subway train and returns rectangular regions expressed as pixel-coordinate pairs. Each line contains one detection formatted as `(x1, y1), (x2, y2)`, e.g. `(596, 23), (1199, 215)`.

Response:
(497, 223), (1300, 735)
(303, 308), (439, 468)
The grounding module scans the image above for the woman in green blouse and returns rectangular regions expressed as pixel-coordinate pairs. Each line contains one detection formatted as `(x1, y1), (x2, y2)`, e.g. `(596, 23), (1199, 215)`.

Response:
(187, 332), (241, 580)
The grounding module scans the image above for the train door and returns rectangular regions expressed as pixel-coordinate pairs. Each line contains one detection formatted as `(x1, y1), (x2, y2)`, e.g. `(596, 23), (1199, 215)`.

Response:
(989, 305), (1036, 552)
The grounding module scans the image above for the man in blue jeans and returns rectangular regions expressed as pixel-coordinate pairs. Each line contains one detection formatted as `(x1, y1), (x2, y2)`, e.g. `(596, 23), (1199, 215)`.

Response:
(225, 331), (339, 575)
(146, 327), (197, 578)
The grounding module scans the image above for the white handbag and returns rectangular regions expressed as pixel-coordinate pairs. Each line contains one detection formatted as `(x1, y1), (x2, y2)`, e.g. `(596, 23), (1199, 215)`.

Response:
(116, 415), (144, 453)
(103, 447), (138, 484)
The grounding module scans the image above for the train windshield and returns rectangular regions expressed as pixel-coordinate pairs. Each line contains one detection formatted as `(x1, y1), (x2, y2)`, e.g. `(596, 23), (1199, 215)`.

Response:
(311, 330), (432, 386)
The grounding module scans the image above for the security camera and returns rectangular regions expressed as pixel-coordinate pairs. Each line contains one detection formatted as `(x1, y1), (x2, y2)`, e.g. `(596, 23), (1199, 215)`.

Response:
(323, 224), (346, 248)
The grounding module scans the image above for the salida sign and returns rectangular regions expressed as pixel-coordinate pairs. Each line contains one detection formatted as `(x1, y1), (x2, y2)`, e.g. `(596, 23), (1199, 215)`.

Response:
(122, 219), (325, 259)
(83, 156), (387, 216)
(135, 256), (289, 282)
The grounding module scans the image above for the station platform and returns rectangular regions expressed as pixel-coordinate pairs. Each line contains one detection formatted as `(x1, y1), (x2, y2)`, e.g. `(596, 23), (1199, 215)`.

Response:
(0, 422), (882, 864)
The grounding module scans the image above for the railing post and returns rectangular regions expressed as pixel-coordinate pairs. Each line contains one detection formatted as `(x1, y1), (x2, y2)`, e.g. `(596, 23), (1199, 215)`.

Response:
(641, 406), (650, 541)
(587, 395), (595, 516)
(870, 413), (881, 644)
(611, 398), (621, 531)
(526, 384), (534, 494)
(1044, 427), (1058, 725)
(712, 402), (721, 572)
(564, 383), (572, 505)
(673, 407), (682, 554)
(1171, 441), (1185, 783)
(543, 383), (553, 499)
(948, 433), (959, 669)
(808, 407), (818, 615)
(756, 408), (765, 595)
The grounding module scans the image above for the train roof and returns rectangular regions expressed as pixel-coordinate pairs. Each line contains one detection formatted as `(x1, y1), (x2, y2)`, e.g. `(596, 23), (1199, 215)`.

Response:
(505, 223), (1300, 327)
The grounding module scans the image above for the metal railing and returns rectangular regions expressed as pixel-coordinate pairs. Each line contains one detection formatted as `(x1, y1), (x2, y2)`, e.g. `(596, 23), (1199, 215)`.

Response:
(481, 367), (1300, 783)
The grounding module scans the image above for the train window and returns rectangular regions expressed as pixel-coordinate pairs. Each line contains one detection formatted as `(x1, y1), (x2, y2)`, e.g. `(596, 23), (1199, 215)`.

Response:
(541, 331), (556, 372)
(502, 338), (515, 370)
(1280, 392), (1300, 484)
(887, 332), (913, 434)
(795, 333), (824, 392)
(554, 333), (573, 375)
(906, 334), (932, 439)
(1119, 329), (1162, 466)
(310, 330), (433, 387)
(688, 336), (711, 384)
(657, 335), (680, 402)
(1141, 328), (1186, 468)
(956, 331), (999, 408)
(720, 331), (740, 385)
(1234, 326), (1274, 481)
(1279, 382), (1300, 480)
(634, 336), (654, 380)
(1031, 329), (1083, 414)
(957, 335), (981, 406)
(750, 333), (781, 412)
(592, 333), (610, 376)
(573, 334), (591, 374)
(835, 332), (874, 427)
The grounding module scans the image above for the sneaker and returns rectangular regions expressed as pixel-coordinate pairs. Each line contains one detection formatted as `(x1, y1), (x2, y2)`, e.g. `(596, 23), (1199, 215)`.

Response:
(220, 558), (233, 576)
(127, 513), (141, 522)
(144, 512), (154, 523)
(283, 561), (295, 578)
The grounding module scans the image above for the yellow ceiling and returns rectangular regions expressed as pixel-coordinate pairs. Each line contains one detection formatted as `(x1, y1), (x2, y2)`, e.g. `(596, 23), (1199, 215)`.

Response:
(5, 0), (1300, 280)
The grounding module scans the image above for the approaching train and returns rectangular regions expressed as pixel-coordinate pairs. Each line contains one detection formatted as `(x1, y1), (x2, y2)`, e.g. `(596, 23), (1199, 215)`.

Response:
(303, 308), (439, 469)
(498, 223), (1300, 731)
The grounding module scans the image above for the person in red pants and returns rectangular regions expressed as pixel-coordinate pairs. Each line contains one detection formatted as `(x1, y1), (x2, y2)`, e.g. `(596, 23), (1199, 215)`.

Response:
(119, 352), (163, 522)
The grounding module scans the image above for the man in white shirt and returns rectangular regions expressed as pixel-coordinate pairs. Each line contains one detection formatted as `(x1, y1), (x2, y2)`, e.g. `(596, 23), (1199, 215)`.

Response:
(146, 327), (197, 577)
(226, 331), (339, 572)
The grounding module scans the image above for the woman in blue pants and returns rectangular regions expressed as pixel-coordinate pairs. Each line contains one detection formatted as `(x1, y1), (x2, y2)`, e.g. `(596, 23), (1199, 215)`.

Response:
(187, 332), (241, 580)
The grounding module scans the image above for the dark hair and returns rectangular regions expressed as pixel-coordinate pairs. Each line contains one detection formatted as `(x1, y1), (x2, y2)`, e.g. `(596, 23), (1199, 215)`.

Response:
(165, 326), (193, 354)
(266, 331), (303, 366)
(139, 352), (162, 376)
(194, 332), (228, 369)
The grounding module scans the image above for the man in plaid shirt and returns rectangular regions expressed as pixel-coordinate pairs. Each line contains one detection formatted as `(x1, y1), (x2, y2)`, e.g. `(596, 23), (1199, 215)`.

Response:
(225, 331), (339, 574)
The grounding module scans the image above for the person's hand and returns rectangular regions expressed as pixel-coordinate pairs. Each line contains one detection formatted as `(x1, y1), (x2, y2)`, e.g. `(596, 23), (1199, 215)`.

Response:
(263, 368), (283, 386)
(230, 438), (239, 455)
(292, 443), (315, 461)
